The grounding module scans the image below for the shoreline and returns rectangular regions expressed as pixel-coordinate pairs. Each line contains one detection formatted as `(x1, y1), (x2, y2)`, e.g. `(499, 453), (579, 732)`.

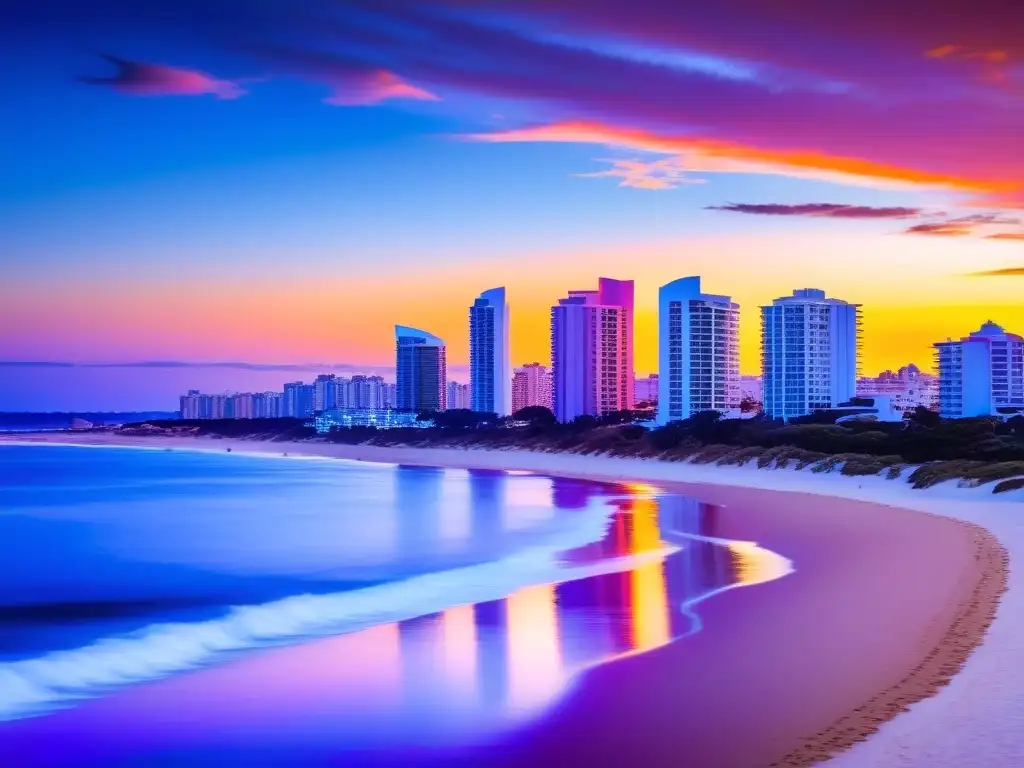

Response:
(0, 433), (1013, 767)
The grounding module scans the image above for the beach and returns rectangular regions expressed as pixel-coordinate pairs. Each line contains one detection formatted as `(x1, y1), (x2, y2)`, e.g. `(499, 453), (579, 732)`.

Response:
(0, 432), (1014, 767)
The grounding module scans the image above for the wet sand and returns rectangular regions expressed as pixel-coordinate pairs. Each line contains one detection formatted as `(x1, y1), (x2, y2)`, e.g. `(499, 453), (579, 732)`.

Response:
(0, 434), (1010, 767)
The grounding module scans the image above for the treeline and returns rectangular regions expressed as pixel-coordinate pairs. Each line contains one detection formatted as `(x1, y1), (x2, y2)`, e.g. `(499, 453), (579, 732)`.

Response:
(123, 418), (317, 441)
(125, 408), (1024, 493)
(326, 406), (1024, 462)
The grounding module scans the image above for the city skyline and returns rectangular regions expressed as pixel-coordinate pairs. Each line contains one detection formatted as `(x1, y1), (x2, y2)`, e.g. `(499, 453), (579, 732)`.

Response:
(2, 0), (1022, 415)
(4, 275), (1018, 412)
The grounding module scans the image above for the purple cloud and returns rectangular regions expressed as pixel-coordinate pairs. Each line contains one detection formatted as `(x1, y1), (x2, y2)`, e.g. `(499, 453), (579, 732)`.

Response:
(81, 54), (245, 99)
(905, 213), (1021, 236)
(706, 203), (922, 218)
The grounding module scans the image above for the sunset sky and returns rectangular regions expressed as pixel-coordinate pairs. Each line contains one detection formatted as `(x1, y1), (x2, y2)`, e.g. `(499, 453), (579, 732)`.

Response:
(2, 0), (1022, 410)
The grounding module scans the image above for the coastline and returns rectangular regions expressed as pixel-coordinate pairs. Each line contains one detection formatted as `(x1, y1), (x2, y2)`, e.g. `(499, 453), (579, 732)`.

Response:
(0, 433), (1013, 767)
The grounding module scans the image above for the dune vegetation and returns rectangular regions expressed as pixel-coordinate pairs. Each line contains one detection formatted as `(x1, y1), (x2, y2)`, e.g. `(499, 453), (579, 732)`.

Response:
(123, 406), (1024, 494)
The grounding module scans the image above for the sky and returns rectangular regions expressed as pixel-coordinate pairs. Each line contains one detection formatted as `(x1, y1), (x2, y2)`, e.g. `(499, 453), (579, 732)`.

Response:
(1, 0), (1022, 410)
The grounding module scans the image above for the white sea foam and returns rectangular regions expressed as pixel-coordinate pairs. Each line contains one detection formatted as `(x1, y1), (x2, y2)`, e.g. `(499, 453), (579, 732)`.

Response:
(0, 497), (680, 722)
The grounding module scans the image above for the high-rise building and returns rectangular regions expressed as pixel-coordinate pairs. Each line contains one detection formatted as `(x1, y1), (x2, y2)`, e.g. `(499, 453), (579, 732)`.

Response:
(283, 381), (315, 418)
(469, 287), (512, 415)
(760, 288), (860, 420)
(935, 321), (1024, 418)
(180, 389), (201, 419)
(344, 375), (388, 410)
(395, 325), (447, 412)
(512, 363), (553, 413)
(313, 374), (337, 412)
(446, 381), (471, 410)
(382, 382), (398, 410)
(252, 391), (283, 418)
(658, 277), (739, 424)
(550, 277), (634, 422)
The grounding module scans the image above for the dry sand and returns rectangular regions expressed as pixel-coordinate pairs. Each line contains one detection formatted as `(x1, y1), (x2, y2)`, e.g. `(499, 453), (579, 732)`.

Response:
(0, 433), (1011, 767)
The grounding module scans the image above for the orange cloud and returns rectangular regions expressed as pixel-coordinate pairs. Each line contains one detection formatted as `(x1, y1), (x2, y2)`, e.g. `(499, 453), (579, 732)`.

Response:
(927, 44), (1011, 63)
(464, 121), (1018, 195)
(324, 70), (439, 106)
(986, 233), (1024, 241)
(971, 267), (1024, 275)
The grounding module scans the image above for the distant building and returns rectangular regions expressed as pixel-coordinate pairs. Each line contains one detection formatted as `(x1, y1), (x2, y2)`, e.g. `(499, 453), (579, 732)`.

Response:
(313, 409), (427, 433)
(634, 374), (659, 404)
(512, 363), (553, 413)
(857, 364), (937, 414)
(180, 389), (201, 419)
(761, 288), (860, 421)
(935, 321), (1024, 418)
(253, 391), (283, 418)
(395, 325), (447, 412)
(469, 287), (512, 415)
(550, 278), (634, 422)
(284, 381), (315, 418)
(657, 277), (739, 424)
(313, 374), (337, 412)
(382, 382), (398, 410)
(446, 381), (471, 410)
(739, 376), (762, 404)
(345, 375), (389, 410)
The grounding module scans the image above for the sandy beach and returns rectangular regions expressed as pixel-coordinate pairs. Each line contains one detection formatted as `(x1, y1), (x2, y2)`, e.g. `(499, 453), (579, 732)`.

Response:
(1, 432), (1014, 767)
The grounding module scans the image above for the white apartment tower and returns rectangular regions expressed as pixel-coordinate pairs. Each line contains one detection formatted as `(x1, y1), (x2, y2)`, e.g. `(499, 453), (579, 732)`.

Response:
(761, 288), (860, 420)
(935, 321), (1024, 418)
(657, 277), (739, 424)
(469, 287), (512, 416)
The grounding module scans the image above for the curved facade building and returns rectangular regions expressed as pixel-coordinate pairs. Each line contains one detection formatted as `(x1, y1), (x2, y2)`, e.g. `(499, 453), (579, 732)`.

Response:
(469, 287), (512, 416)
(395, 325), (447, 412)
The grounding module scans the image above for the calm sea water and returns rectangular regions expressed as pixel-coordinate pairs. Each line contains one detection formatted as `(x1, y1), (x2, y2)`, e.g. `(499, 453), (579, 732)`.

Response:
(0, 444), (790, 766)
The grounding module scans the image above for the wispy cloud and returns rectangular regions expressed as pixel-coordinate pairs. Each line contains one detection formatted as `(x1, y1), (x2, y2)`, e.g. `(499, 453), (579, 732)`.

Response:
(706, 203), (921, 218)
(464, 121), (1017, 194)
(970, 267), (1024, 276)
(80, 54), (245, 99)
(986, 232), (1024, 241)
(575, 157), (705, 189)
(0, 361), (473, 375)
(904, 213), (1021, 237)
(0, 361), (386, 372)
(323, 70), (439, 106)
(26, 1), (1019, 205)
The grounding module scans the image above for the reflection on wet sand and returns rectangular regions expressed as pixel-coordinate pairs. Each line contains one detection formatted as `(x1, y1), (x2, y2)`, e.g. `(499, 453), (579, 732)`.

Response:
(0, 480), (791, 767)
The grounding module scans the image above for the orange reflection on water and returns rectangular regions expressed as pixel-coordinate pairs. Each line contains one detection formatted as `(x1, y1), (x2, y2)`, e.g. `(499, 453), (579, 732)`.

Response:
(727, 540), (793, 586)
(627, 497), (671, 650)
(630, 561), (670, 651)
(505, 584), (563, 714)
(441, 604), (478, 702)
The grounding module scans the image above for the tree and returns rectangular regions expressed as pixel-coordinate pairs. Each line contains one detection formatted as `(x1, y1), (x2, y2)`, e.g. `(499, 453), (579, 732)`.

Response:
(907, 405), (941, 429)
(739, 396), (761, 414)
(688, 410), (723, 442)
(511, 405), (556, 425)
(432, 409), (496, 430)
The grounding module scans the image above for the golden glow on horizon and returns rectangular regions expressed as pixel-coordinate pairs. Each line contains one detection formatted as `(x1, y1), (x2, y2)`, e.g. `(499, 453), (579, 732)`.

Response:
(6, 232), (1021, 377)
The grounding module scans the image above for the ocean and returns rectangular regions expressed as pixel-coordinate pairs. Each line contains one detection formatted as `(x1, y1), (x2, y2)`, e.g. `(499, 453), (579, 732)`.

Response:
(0, 443), (790, 766)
